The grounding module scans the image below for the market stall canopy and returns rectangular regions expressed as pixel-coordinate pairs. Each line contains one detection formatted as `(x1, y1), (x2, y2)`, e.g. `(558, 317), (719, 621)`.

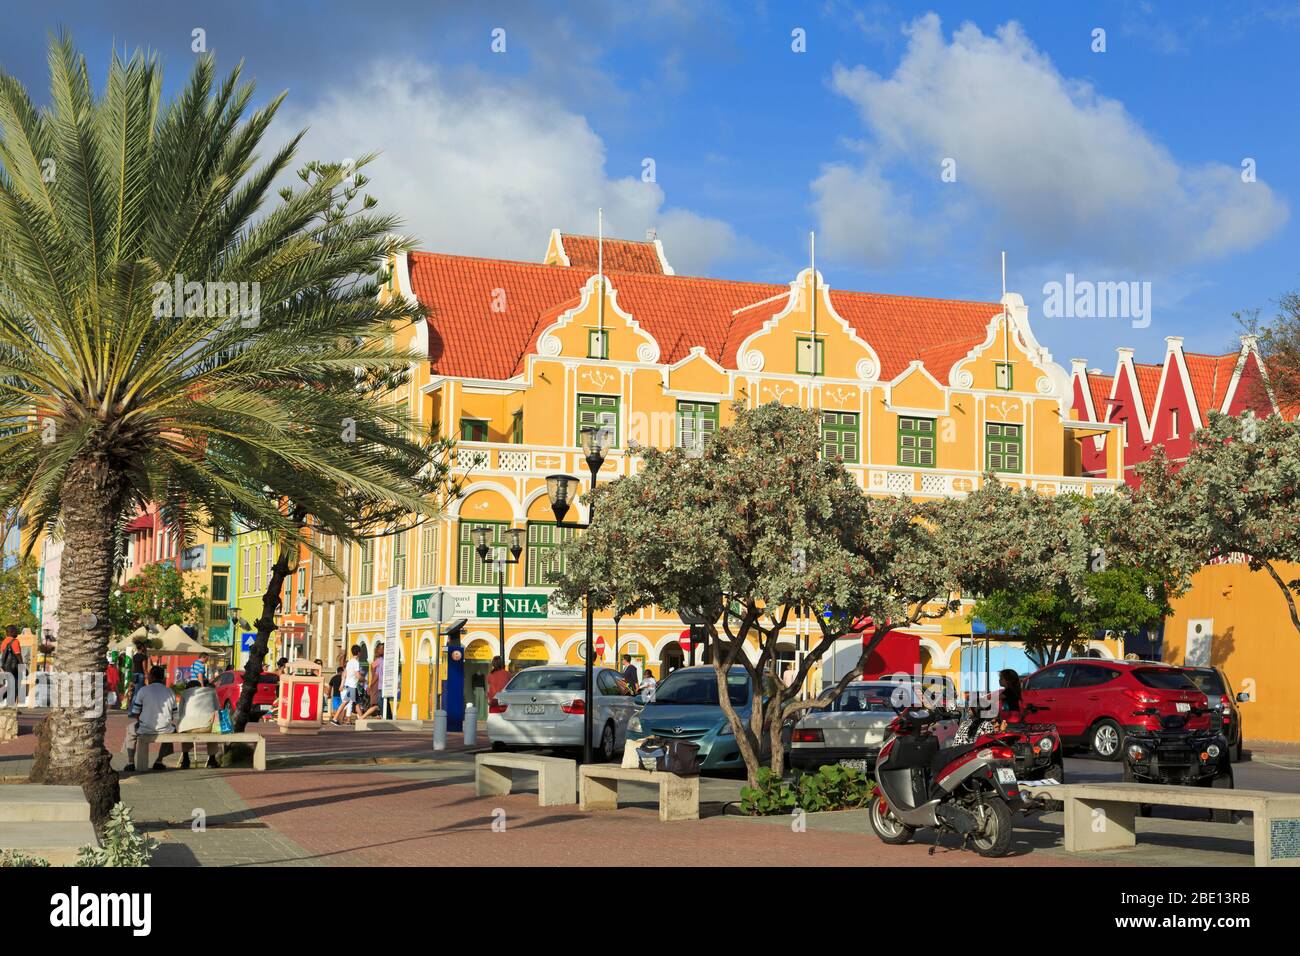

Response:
(155, 624), (221, 656)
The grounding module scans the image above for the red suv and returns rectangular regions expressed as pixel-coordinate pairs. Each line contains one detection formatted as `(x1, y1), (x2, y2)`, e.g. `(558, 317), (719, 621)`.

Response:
(213, 670), (279, 721)
(1020, 660), (1209, 761)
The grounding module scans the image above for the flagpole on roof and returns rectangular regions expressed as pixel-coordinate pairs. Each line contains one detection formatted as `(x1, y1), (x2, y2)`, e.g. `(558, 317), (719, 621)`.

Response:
(1002, 250), (1010, 366)
(598, 208), (605, 336)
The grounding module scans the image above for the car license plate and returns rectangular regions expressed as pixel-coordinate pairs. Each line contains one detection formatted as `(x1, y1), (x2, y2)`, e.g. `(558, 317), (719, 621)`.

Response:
(838, 759), (868, 771)
(524, 704), (546, 715)
(996, 767), (1017, 784)
(1176, 702), (1191, 713)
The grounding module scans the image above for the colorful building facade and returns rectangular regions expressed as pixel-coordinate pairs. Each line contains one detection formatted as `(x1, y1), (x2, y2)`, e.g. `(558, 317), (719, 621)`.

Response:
(344, 231), (1126, 719)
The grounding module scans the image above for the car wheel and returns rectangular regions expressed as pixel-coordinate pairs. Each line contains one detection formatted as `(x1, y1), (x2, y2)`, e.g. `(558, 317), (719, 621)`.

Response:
(868, 793), (914, 845)
(1090, 719), (1123, 761)
(1043, 760), (1066, 811)
(599, 722), (617, 762)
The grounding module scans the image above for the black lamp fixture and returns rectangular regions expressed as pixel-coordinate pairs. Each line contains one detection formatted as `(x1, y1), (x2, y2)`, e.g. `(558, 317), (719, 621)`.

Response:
(474, 525), (524, 672)
(545, 425), (612, 764)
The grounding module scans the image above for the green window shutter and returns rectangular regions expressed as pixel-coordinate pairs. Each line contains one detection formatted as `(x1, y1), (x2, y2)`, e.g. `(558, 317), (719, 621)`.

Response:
(676, 401), (719, 452)
(588, 330), (609, 359)
(576, 393), (620, 446)
(985, 423), (1023, 474)
(460, 418), (487, 442)
(392, 531), (406, 588)
(458, 520), (508, 586)
(897, 417), (936, 468)
(526, 521), (576, 586)
(359, 539), (374, 595)
(511, 410), (524, 444)
(820, 411), (860, 464)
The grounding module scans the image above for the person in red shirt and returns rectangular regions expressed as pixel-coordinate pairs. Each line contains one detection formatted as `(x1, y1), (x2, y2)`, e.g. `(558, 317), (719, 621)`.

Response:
(486, 657), (511, 701)
(105, 657), (121, 706)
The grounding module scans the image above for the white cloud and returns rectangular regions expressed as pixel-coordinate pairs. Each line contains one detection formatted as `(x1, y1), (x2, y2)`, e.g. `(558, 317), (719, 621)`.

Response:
(810, 163), (924, 266)
(819, 13), (1288, 270)
(276, 63), (737, 274)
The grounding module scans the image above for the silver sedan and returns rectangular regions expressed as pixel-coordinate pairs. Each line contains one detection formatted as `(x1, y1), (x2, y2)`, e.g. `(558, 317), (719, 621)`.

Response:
(486, 665), (640, 761)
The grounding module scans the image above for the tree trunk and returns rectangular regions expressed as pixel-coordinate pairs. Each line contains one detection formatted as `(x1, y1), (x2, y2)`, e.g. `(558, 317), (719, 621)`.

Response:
(232, 548), (292, 733)
(28, 457), (127, 828)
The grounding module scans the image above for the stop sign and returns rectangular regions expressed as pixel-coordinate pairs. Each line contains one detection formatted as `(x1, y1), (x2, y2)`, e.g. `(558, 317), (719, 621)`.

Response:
(678, 628), (692, 651)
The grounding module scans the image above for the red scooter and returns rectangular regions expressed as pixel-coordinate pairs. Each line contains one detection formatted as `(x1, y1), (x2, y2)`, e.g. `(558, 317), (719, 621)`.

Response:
(868, 707), (1021, 857)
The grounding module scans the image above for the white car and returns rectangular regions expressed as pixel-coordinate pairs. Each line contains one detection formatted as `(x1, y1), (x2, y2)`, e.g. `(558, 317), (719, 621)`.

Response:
(486, 665), (640, 761)
(789, 681), (925, 771)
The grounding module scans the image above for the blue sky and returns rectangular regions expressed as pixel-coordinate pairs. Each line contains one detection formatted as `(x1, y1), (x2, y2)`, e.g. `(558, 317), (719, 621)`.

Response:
(2, 0), (1298, 371)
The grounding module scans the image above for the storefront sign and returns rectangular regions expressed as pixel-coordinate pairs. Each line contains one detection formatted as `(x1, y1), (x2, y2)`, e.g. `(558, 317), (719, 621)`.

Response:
(477, 593), (548, 619)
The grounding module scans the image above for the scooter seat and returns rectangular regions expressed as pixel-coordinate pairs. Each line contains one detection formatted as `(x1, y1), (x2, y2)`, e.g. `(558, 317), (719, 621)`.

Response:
(933, 741), (985, 777)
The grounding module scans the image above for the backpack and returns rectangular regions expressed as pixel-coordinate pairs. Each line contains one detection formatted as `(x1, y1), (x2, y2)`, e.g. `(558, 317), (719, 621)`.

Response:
(0, 638), (20, 673)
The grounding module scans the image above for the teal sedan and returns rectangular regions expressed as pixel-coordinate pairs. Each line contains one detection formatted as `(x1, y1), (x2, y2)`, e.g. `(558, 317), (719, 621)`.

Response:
(626, 666), (752, 771)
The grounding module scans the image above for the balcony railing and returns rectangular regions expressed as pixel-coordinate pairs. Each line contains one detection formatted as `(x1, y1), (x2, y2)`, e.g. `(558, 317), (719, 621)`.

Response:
(858, 465), (1120, 499)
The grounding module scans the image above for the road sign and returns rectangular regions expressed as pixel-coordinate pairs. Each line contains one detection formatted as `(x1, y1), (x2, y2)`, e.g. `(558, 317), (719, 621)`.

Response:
(594, 635), (606, 655)
(678, 628), (692, 651)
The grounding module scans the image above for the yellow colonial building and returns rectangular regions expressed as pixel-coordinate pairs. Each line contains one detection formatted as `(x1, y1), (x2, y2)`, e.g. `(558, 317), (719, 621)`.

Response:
(346, 231), (1125, 720)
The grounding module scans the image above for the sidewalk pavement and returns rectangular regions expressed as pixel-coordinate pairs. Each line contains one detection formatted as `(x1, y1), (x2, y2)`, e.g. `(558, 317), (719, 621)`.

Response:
(1246, 740), (1300, 768)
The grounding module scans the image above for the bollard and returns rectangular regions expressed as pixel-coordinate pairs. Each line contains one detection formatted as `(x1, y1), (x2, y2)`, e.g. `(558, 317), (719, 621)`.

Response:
(433, 709), (447, 751)
(463, 703), (477, 747)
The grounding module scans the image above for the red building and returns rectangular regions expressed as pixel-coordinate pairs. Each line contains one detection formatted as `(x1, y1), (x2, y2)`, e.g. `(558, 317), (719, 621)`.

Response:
(1070, 335), (1277, 487)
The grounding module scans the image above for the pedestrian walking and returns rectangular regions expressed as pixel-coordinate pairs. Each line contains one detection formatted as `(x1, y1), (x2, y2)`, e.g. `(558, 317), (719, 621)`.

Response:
(360, 643), (385, 719)
(1, 625), (23, 703)
(620, 654), (639, 692)
(487, 656), (510, 700)
(327, 666), (343, 719)
(331, 645), (362, 725)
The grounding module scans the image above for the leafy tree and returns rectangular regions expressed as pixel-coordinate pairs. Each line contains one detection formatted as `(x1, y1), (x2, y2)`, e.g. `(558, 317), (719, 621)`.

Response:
(551, 402), (955, 786)
(0, 39), (450, 823)
(947, 480), (1169, 664)
(0, 556), (39, 632)
(1238, 294), (1300, 413)
(1112, 412), (1300, 637)
(108, 563), (207, 637)
(971, 565), (1169, 665)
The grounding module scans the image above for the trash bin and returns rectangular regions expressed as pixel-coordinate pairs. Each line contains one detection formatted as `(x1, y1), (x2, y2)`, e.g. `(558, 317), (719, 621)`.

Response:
(277, 658), (325, 735)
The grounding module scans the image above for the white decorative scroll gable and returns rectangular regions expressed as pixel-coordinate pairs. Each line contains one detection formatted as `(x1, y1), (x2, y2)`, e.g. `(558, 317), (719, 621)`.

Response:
(535, 274), (661, 364)
(947, 293), (1073, 414)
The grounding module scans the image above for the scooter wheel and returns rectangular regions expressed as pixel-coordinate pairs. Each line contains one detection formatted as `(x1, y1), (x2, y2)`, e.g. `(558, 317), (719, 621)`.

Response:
(972, 796), (1014, 858)
(868, 793), (914, 845)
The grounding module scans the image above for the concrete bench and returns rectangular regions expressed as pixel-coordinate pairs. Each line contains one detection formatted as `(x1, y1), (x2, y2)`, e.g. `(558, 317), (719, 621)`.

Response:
(1022, 782), (1300, 867)
(578, 764), (700, 822)
(134, 732), (266, 772)
(475, 753), (577, 806)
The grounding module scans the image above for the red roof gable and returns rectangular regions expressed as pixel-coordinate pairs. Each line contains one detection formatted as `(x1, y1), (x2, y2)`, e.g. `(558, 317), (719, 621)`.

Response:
(409, 242), (1003, 382)
(558, 234), (666, 274)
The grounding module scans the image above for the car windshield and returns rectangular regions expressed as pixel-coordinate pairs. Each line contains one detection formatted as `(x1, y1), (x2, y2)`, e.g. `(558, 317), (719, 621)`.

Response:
(504, 670), (586, 692)
(653, 670), (749, 706)
(1186, 670), (1226, 695)
(1133, 668), (1198, 691)
(827, 686), (905, 712)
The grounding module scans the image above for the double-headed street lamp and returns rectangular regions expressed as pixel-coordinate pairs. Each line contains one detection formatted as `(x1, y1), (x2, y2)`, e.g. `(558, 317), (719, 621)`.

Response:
(473, 526), (524, 673)
(546, 425), (613, 764)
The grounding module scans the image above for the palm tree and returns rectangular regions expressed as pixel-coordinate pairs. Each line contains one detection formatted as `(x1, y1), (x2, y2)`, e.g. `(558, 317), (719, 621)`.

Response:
(0, 38), (450, 824)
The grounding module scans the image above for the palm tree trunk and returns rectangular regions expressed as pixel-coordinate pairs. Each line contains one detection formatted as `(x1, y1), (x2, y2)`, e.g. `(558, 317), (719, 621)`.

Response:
(232, 548), (291, 733)
(28, 457), (127, 827)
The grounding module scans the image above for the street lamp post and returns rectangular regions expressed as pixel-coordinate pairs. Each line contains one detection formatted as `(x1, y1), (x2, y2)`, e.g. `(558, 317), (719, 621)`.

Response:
(545, 425), (612, 764)
(474, 526), (524, 677)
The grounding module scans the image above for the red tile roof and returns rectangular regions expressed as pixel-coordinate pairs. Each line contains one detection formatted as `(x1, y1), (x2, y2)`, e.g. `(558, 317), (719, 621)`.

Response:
(409, 241), (1003, 382)
(1087, 373), (1114, 420)
(1183, 351), (1241, 416)
(1132, 363), (1162, 420)
(558, 234), (666, 274)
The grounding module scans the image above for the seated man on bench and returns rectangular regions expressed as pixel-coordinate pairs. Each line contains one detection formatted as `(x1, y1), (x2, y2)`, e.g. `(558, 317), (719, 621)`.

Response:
(123, 664), (177, 772)
(175, 681), (221, 768)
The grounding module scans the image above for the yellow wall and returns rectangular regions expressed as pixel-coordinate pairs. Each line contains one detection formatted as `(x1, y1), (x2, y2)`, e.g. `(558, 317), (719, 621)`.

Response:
(1166, 561), (1300, 743)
